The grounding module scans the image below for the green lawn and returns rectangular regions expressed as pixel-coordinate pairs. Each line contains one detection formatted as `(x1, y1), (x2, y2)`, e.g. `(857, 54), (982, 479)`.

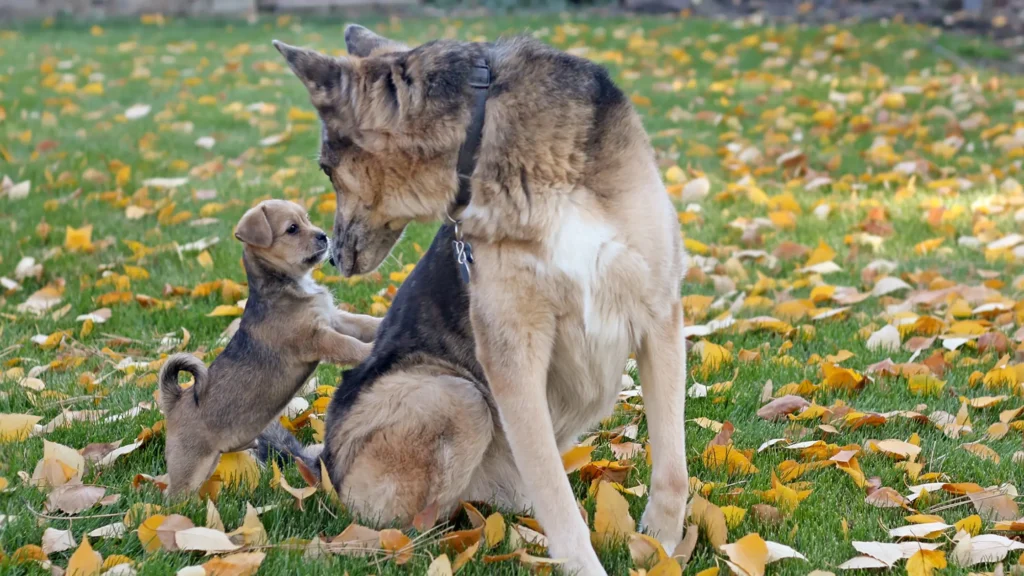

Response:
(1, 11), (1023, 576)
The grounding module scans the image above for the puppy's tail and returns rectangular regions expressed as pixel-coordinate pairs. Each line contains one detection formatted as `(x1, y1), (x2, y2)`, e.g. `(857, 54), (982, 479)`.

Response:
(158, 353), (207, 413)
(255, 420), (323, 481)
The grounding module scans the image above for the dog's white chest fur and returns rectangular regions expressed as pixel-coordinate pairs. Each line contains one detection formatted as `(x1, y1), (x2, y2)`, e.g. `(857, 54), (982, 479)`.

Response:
(543, 204), (649, 447)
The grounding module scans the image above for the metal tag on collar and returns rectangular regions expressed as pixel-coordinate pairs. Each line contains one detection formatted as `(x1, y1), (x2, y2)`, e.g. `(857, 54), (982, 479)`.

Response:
(450, 217), (474, 284)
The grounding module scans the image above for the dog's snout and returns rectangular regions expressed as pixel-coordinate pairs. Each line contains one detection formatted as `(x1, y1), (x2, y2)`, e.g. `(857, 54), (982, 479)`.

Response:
(316, 231), (328, 244)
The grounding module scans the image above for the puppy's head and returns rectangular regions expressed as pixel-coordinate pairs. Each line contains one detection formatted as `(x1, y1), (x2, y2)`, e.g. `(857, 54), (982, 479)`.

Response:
(234, 200), (329, 278)
(273, 27), (481, 276)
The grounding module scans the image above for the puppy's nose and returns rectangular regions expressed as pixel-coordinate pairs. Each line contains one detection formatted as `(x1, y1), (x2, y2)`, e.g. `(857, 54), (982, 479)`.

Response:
(316, 232), (328, 243)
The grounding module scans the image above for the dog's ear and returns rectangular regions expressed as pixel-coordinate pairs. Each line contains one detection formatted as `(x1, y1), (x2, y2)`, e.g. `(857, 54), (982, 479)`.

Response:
(344, 24), (408, 57)
(235, 205), (273, 248)
(273, 40), (352, 102)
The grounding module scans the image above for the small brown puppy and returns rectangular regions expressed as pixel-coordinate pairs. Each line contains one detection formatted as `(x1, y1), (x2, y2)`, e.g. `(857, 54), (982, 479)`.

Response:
(158, 199), (380, 496)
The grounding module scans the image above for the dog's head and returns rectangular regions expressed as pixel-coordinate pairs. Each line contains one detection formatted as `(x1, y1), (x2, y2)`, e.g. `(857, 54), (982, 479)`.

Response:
(234, 199), (329, 278)
(273, 26), (479, 276)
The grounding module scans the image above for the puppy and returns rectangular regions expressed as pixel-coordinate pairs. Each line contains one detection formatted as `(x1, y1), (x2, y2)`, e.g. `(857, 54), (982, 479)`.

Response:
(158, 199), (381, 496)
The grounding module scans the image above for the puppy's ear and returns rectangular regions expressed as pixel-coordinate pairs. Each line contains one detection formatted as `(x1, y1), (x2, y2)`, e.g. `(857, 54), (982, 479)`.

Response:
(235, 205), (273, 248)
(344, 24), (408, 57)
(273, 40), (353, 107)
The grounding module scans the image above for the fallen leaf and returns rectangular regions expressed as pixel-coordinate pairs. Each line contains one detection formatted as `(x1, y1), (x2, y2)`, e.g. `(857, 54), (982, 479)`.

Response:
(67, 536), (103, 576)
(906, 549), (946, 576)
(42, 527), (76, 554)
(595, 481), (635, 536)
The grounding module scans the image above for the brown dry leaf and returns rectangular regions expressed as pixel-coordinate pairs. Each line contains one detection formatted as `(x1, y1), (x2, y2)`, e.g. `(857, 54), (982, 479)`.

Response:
(962, 443), (1001, 464)
(690, 495), (728, 548)
(207, 499), (226, 532)
(439, 527), (483, 556)
(630, 532), (668, 568)
(42, 527), (76, 555)
(379, 529), (414, 565)
(156, 514), (196, 552)
(721, 533), (770, 576)
(47, 482), (106, 515)
(673, 524), (699, 564)
(865, 487), (911, 509)
(228, 503), (268, 547)
(427, 553), (454, 576)
(175, 528), (241, 553)
(757, 396), (810, 420)
(595, 480), (635, 536)
(203, 552), (266, 576)
(462, 501), (487, 529)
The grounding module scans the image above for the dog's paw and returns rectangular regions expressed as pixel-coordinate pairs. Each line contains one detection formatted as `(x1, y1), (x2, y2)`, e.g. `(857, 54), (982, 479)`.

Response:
(640, 502), (686, 555)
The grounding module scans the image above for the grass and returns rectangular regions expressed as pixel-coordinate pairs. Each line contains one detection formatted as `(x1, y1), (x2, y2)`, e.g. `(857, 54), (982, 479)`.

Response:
(1, 10), (1023, 576)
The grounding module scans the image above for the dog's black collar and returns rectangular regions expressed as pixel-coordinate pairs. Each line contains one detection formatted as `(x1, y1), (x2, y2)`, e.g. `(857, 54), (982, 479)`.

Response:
(448, 55), (490, 284)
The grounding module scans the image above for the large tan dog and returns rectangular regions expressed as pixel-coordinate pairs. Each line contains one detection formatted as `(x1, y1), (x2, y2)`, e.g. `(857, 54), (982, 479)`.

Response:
(272, 26), (688, 574)
(159, 200), (380, 495)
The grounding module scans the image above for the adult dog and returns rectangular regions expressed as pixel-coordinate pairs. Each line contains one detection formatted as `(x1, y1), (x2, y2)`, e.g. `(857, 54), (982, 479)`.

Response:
(272, 25), (688, 574)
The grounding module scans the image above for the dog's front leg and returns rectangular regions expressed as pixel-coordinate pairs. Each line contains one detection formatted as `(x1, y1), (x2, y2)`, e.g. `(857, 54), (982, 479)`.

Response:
(471, 275), (606, 576)
(329, 310), (382, 343)
(637, 301), (689, 553)
(311, 327), (373, 365)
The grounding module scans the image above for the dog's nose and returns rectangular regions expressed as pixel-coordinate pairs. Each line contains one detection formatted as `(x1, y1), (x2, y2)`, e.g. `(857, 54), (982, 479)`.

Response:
(316, 232), (328, 244)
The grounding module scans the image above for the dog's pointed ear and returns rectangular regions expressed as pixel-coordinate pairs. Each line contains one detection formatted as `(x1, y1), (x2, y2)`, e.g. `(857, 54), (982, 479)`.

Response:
(273, 40), (350, 96)
(235, 205), (273, 248)
(344, 24), (408, 57)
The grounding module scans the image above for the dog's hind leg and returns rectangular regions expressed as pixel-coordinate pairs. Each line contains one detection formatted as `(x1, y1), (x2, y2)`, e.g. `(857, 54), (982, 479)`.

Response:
(637, 301), (689, 553)
(166, 435), (221, 497)
(332, 371), (493, 527)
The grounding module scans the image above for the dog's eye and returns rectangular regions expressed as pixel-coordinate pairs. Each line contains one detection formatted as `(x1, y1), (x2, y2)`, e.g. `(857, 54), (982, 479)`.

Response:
(286, 224), (299, 235)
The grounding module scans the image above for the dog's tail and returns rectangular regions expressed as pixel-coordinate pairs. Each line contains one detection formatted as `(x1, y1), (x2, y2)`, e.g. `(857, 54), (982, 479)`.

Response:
(255, 420), (323, 481)
(158, 353), (207, 413)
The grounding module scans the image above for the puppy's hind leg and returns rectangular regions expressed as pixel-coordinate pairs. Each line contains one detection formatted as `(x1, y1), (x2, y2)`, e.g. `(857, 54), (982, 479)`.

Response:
(637, 302), (689, 553)
(166, 435), (221, 497)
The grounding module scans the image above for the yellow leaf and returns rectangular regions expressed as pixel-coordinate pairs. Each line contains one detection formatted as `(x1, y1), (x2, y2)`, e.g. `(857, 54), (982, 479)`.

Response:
(197, 251), (214, 269)
(695, 568), (720, 576)
(697, 340), (732, 371)
(914, 237), (944, 255)
(702, 444), (759, 475)
(65, 225), (94, 253)
(721, 505), (747, 529)
(648, 557), (683, 576)
(805, 240), (836, 267)
(138, 514), (167, 553)
(595, 481), (635, 536)
(0, 414), (43, 443)
(562, 445), (596, 473)
(954, 515), (981, 536)
(906, 549), (946, 576)
(207, 305), (244, 317)
(228, 504), (268, 547)
(484, 513), (505, 549)
(689, 495), (728, 549)
(379, 529), (413, 565)
(287, 107), (317, 122)
(721, 533), (769, 576)
(215, 452), (259, 490)
(66, 536), (102, 576)
(908, 374), (946, 396)
(665, 166), (686, 184)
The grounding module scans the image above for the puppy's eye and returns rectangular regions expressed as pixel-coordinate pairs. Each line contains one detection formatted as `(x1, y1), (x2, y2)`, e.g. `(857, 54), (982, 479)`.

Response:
(286, 224), (299, 235)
